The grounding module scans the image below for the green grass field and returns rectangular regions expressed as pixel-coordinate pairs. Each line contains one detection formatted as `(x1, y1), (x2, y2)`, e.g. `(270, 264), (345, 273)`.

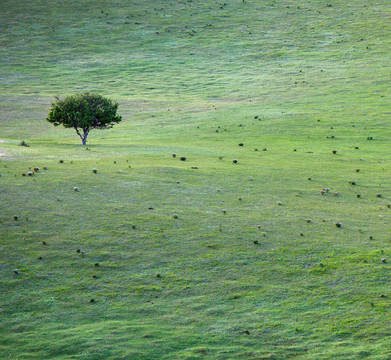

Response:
(1, 0), (391, 358)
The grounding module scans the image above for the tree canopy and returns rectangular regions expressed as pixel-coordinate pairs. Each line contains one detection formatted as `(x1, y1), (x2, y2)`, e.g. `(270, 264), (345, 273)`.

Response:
(46, 92), (122, 145)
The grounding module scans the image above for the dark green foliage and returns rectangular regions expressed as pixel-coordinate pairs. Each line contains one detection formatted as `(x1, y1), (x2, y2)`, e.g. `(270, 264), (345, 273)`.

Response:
(46, 92), (122, 145)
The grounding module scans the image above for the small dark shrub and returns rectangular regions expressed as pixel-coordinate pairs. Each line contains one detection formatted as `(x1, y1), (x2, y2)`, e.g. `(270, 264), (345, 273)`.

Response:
(19, 140), (29, 147)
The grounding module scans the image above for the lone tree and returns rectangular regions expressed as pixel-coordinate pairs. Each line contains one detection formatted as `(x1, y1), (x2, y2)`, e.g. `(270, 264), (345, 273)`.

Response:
(46, 92), (122, 145)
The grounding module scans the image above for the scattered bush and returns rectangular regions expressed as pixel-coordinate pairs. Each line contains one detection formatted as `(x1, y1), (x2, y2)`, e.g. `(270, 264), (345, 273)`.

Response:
(19, 140), (29, 147)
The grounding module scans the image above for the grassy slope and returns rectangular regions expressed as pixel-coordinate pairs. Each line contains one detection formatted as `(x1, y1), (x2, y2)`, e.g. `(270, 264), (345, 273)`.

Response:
(1, 0), (391, 359)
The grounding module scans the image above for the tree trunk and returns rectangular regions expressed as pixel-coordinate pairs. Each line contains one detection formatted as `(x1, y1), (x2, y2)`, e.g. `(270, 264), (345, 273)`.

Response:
(74, 127), (89, 145)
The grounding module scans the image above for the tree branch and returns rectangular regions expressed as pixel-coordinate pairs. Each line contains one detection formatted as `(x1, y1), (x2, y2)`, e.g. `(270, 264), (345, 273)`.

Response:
(74, 126), (83, 140)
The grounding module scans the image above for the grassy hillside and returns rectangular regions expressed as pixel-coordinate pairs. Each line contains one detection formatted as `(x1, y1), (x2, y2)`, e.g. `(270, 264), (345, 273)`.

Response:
(1, 0), (391, 359)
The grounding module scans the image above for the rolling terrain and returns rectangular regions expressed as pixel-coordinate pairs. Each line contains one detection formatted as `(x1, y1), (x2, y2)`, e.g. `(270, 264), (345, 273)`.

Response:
(1, 0), (391, 359)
